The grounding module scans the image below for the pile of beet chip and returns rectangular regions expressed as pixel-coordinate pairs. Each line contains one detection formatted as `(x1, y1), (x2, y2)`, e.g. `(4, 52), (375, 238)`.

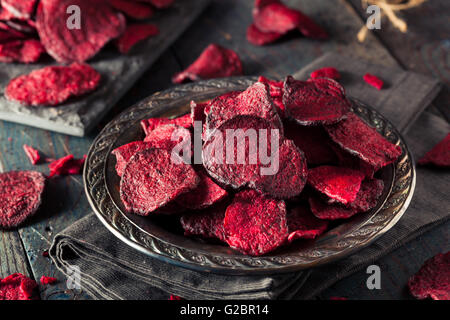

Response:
(114, 75), (402, 256)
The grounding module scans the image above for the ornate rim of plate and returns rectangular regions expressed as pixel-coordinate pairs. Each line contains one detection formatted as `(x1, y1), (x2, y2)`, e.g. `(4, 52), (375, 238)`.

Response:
(83, 76), (416, 275)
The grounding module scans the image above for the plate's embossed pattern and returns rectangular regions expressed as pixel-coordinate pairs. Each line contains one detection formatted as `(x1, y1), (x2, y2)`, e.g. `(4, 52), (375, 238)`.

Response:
(84, 77), (416, 274)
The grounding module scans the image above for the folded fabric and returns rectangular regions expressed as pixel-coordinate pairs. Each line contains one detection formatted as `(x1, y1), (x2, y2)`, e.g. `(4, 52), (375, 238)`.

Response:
(50, 53), (446, 300)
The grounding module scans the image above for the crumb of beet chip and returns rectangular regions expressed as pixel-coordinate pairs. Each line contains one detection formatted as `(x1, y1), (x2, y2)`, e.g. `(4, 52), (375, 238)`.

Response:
(42, 250), (49, 258)
(363, 73), (384, 90)
(40, 276), (57, 285)
(48, 154), (86, 177)
(310, 67), (340, 80)
(23, 144), (41, 165)
(418, 133), (450, 168)
(169, 295), (183, 300)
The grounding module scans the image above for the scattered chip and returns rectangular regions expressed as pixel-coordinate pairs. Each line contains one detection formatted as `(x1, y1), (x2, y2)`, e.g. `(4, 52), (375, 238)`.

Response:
(169, 295), (183, 300)
(363, 73), (384, 90)
(325, 113), (402, 171)
(0, 39), (45, 63)
(0, 171), (45, 228)
(36, 0), (126, 63)
(112, 141), (151, 177)
(1, 0), (37, 20)
(23, 144), (41, 165)
(48, 154), (86, 177)
(308, 165), (365, 204)
(109, 0), (154, 20)
(408, 251), (449, 300)
(418, 133), (450, 168)
(116, 23), (159, 54)
(5, 63), (101, 106)
(0, 273), (38, 300)
(180, 202), (227, 241)
(224, 190), (288, 256)
(141, 114), (192, 136)
(286, 205), (328, 242)
(172, 44), (243, 84)
(310, 67), (340, 80)
(246, 23), (283, 46)
(349, 179), (384, 212)
(309, 195), (359, 220)
(120, 148), (200, 215)
(40, 276), (57, 285)
(283, 76), (350, 125)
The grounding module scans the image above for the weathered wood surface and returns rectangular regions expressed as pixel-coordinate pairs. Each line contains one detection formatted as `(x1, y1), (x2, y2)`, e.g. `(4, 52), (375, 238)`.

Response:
(0, 0), (447, 300)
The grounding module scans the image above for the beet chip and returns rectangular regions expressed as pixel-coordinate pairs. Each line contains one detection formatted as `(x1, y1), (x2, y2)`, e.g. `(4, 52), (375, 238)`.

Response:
(36, 0), (126, 63)
(172, 44), (243, 84)
(331, 143), (376, 179)
(363, 73), (384, 90)
(258, 76), (286, 117)
(418, 133), (450, 168)
(169, 295), (183, 300)
(177, 170), (228, 210)
(283, 76), (351, 125)
(0, 171), (45, 228)
(5, 63), (101, 106)
(120, 148), (200, 215)
(287, 205), (328, 242)
(109, 0), (154, 20)
(112, 141), (151, 177)
(40, 276), (57, 285)
(408, 252), (450, 300)
(180, 203), (227, 241)
(246, 23), (283, 46)
(0, 22), (27, 43)
(310, 67), (340, 80)
(23, 144), (41, 165)
(349, 179), (384, 212)
(140, 0), (174, 9)
(308, 166), (365, 204)
(143, 125), (192, 155)
(141, 114), (192, 136)
(1, 0), (37, 20)
(0, 273), (38, 300)
(0, 39), (45, 63)
(325, 113), (402, 171)
(224, 190), (288, 256)
(309, 195), (359, 220)
(190, 100), (209, 124)
(116, 23), (159, 54)
(48, 154), (86, 177)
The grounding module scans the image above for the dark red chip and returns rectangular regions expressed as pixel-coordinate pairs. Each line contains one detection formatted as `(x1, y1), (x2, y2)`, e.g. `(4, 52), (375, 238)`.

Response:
(190, 100), (209, 124)
(172, 44), (243, 84)
(348, 179), (384, 212)
(5, 63), (101, 106)
(176, 170), (228, 210)
(418, 133), (450, 168)
(308, 165), (365, 204)
(180, 202), (227, 241)
(0, 273), (38, 300)
(48, 154), (86, 177)
(310, 67), (340, 80)
(363, 73), (384, 90)
(141, 114), (192, 136)
(0, 171), (45, 228)
(0, 21), (27, 42)
(40, 276), (57, 285)
(109, 0), (154, 20)
(246, 23), (283, 46)
(408, 251), (449, 300)
(285, 120), (337, 165)
(36, 0), (126, 63)
(1, 0), (37, 19)
(283, 76), (351, 125)
(115, 23), (159, 54)
(258, 76), (286, 117)
(169, 295), (183, 300)
(286, 205), (328, 242)
(331, 143), (376, 179)
(23, 144), (41, 165)
(325, 113), (402, 171)
(223, 190), (288, 256)
(120, 148), (200, 215)
(143, 125), (192, 154)
(309, 195), (359, 220)
(0, 39), (45, 63)
(111, 141), (151, 177)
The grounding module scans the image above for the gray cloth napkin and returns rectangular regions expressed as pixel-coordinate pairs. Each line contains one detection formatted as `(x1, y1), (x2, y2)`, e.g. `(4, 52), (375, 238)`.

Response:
(50, 53), (447, 300)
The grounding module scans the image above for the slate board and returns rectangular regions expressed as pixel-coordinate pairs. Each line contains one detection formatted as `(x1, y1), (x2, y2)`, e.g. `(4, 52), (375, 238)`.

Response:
(0, 0), (211, 137)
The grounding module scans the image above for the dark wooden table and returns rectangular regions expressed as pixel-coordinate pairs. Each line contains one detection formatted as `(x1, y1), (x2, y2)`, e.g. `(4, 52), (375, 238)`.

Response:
(0, 0), (448, 300)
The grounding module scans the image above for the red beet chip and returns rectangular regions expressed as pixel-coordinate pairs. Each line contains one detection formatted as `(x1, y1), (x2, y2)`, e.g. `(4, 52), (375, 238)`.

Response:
(309, 195), (359, 220)
(246, 23), (283, 46)
(190, 100), (209, 124)
(172, 44), (243, 84)
(418, 133), (450, 168)
(140, 114), (192, 136)
(258, 76), (286, 117)
(308, 165), (365, 204)
(40, 276), (57, 285)
(176, 170), (228, 210)
(0, 21), (27, 42)
(116, 23), (159, 54)
(48, 154), (86, 177)
(331, 143), (376, 179)
(325, 113), (402, 171)
(140, 0), (174, 9)
(143, 125), (192, 155)
(205, 82), (283, 138)
(310, 67), (340, 80)
(283, 76), (351, 125)
(408, 251), (450, 300)
(224, 190), (288, 256)
(286, 205), (328, 242)
(363, 73), (384, 90)
(23, 144), (41, 165)
(109, 0), (154, 20)
(5, 63), (101, 106)
(120, 148), (200, 215)
(348, 179), (384, 212)
(169, 294), (183, 300)
(112, 141), (151, 177)
(0, 171), (45, 228)
(285, 120), (337, 166)
(0, 273), (38, 300)
(1, 0), (37, 19)
(36, 0), (126, 63)
(0, 39), (45, 63)
(180, 202), (227, 241)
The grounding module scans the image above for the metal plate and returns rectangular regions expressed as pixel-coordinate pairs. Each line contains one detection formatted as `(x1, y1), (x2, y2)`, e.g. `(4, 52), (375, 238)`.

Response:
(84, 77), (416, 275)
